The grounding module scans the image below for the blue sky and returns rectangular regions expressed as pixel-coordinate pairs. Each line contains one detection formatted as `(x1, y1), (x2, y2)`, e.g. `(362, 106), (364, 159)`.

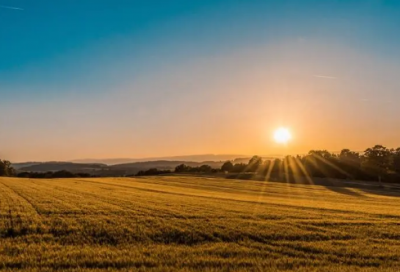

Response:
(1, 0), (400, 161)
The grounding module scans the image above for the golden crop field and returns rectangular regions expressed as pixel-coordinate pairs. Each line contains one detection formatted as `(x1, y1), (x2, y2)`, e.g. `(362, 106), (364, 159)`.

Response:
(1, 176), (400, 271)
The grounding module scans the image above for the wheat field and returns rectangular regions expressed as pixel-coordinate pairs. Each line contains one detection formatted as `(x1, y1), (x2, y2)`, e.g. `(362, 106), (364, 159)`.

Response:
(1, 176), (400, 271)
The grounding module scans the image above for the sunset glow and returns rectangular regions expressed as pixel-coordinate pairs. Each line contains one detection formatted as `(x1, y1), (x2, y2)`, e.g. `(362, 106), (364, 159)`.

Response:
(0, 1), (399, 162)
(274, 128), (292, 144)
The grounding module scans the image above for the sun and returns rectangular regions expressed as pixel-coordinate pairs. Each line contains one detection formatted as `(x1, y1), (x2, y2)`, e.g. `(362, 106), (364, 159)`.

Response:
(273, 127), (292, 144)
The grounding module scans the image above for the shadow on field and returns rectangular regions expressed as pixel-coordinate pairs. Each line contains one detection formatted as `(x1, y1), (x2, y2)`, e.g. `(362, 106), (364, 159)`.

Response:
(315, 178), (400, 198)
(358, 187), (400, 198)
(314, 180), (400, 198)
(300, 177), (400, 198)
(323, 185), (366, 197)
(230, 173), (400, 198)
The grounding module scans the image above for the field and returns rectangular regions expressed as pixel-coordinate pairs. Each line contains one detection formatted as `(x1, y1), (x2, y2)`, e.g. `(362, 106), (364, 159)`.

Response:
(1, 176), (400, 271)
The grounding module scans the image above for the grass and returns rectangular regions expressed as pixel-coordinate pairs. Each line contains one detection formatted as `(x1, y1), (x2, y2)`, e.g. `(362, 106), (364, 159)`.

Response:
(1, 175), (400, 271)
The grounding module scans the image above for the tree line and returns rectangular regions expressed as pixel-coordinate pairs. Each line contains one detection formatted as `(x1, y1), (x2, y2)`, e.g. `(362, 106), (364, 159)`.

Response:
(220, 145), (400, 182)
(172, 145), (400, 183)
(17, 171), (93, 179)
(0, 161), (93, 178)
(135, 164), (219, 176)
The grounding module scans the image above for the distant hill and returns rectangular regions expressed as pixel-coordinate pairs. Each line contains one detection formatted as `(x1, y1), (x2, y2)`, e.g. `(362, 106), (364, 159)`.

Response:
(13, 156), (278, 176)
(72, 154), (247, 165)
(12, 162), (43, 170)
(13, 160), (224, 176)
(17, 162), (107, 173)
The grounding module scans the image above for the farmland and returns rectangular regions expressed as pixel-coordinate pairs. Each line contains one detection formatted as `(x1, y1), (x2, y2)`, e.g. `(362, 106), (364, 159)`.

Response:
(1, 176), (400, 271)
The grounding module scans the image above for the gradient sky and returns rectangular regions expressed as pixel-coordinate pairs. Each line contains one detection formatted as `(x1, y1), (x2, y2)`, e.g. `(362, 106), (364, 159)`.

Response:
(1, 0), (400, 162)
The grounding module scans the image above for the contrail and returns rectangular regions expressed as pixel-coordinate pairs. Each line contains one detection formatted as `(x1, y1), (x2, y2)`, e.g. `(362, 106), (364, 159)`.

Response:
(313, 74), (337, 79)
(0, 5), (24, 10)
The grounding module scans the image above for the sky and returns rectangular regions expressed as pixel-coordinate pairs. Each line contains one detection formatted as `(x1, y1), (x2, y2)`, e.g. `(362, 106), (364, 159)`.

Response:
(1, 0), (400, 162)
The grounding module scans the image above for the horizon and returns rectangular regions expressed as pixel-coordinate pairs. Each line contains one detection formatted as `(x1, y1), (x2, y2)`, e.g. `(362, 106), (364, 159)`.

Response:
(1, 0), (400, 162)
(10, 153), (270, 164)
(9, 147), (390, 164)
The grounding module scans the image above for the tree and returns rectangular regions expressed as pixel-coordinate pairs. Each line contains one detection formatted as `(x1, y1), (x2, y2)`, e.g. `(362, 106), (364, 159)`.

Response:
(392, 148), (400, 174)
(339, 149), (361, 166)
(362, 145), (392, 181)
(266, 159), (283, 179)
(248, 156), (263, 172)
(302, 152), (325, 178)
(136, 168), (171, 176)
(175, 164), (190, 173)
(199, 165), (212, 173)
(302, 150), (344, 178)
(231, 163), (247, 173)
(282, 156), (297, 176)
(51, 170), (75, 178)
(221, 161), (233, 172)
(174, 164), (215, 173)
(308, 150), (335, 160)
(338, 149), (361, 178)
(0, 160), (15, 177)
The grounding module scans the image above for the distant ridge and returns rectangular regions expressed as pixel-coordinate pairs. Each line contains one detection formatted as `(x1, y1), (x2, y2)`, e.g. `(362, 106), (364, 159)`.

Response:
(71, 154), (248, 165)
(14, 162), (106, 172)
(12, 155), (279, 176)
(12, 160), (225, 176)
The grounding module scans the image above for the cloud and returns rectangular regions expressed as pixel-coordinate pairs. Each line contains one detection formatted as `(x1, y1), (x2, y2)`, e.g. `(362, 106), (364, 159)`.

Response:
(0, 5), (23, 10)
(313, 74), (337, 79)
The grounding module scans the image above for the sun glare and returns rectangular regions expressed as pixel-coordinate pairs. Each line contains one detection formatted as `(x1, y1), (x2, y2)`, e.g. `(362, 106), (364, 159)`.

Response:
(273, 127), (292, 144)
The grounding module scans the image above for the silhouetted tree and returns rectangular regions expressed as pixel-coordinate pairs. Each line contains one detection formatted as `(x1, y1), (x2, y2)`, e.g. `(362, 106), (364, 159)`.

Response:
(0, 160), (15, 177)
(175, 164), (190, 173)
(302, 152), (325, 178)
(392, 148), (400, 174)
(248, 156), (263, 172)
(52, 170), (75, 178)
(16, 170), (83, 179)
(302, 150), (345, 178)
(231, 163), (247, 173)
(199, 165), (212, 173)
(362, 145), (392, 181)
(269, 159), (283, 179)
(338, 149), (362, 179)
(221, 161), (234, 172)
(136, 168), (171, 176)
(281, 155), (302, 180)
(174, 164), (217, 173)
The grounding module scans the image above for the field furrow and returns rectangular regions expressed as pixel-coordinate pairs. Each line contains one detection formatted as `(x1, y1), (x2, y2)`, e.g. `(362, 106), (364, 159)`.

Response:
(1, 176), (400, 271)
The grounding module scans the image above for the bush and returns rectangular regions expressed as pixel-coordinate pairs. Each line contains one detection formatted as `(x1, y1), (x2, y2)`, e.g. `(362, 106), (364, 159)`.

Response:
(136, 168), (172, 176)
(16, 170), (92, 179)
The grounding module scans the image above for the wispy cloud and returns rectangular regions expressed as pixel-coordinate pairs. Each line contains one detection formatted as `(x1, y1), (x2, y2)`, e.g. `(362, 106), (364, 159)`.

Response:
(313, 74), (337, 79)
(0, 5), (24, 10)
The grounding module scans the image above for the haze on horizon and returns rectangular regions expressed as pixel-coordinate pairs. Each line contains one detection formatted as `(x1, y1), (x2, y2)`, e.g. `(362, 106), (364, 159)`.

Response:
(1, 0), (400, 162)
